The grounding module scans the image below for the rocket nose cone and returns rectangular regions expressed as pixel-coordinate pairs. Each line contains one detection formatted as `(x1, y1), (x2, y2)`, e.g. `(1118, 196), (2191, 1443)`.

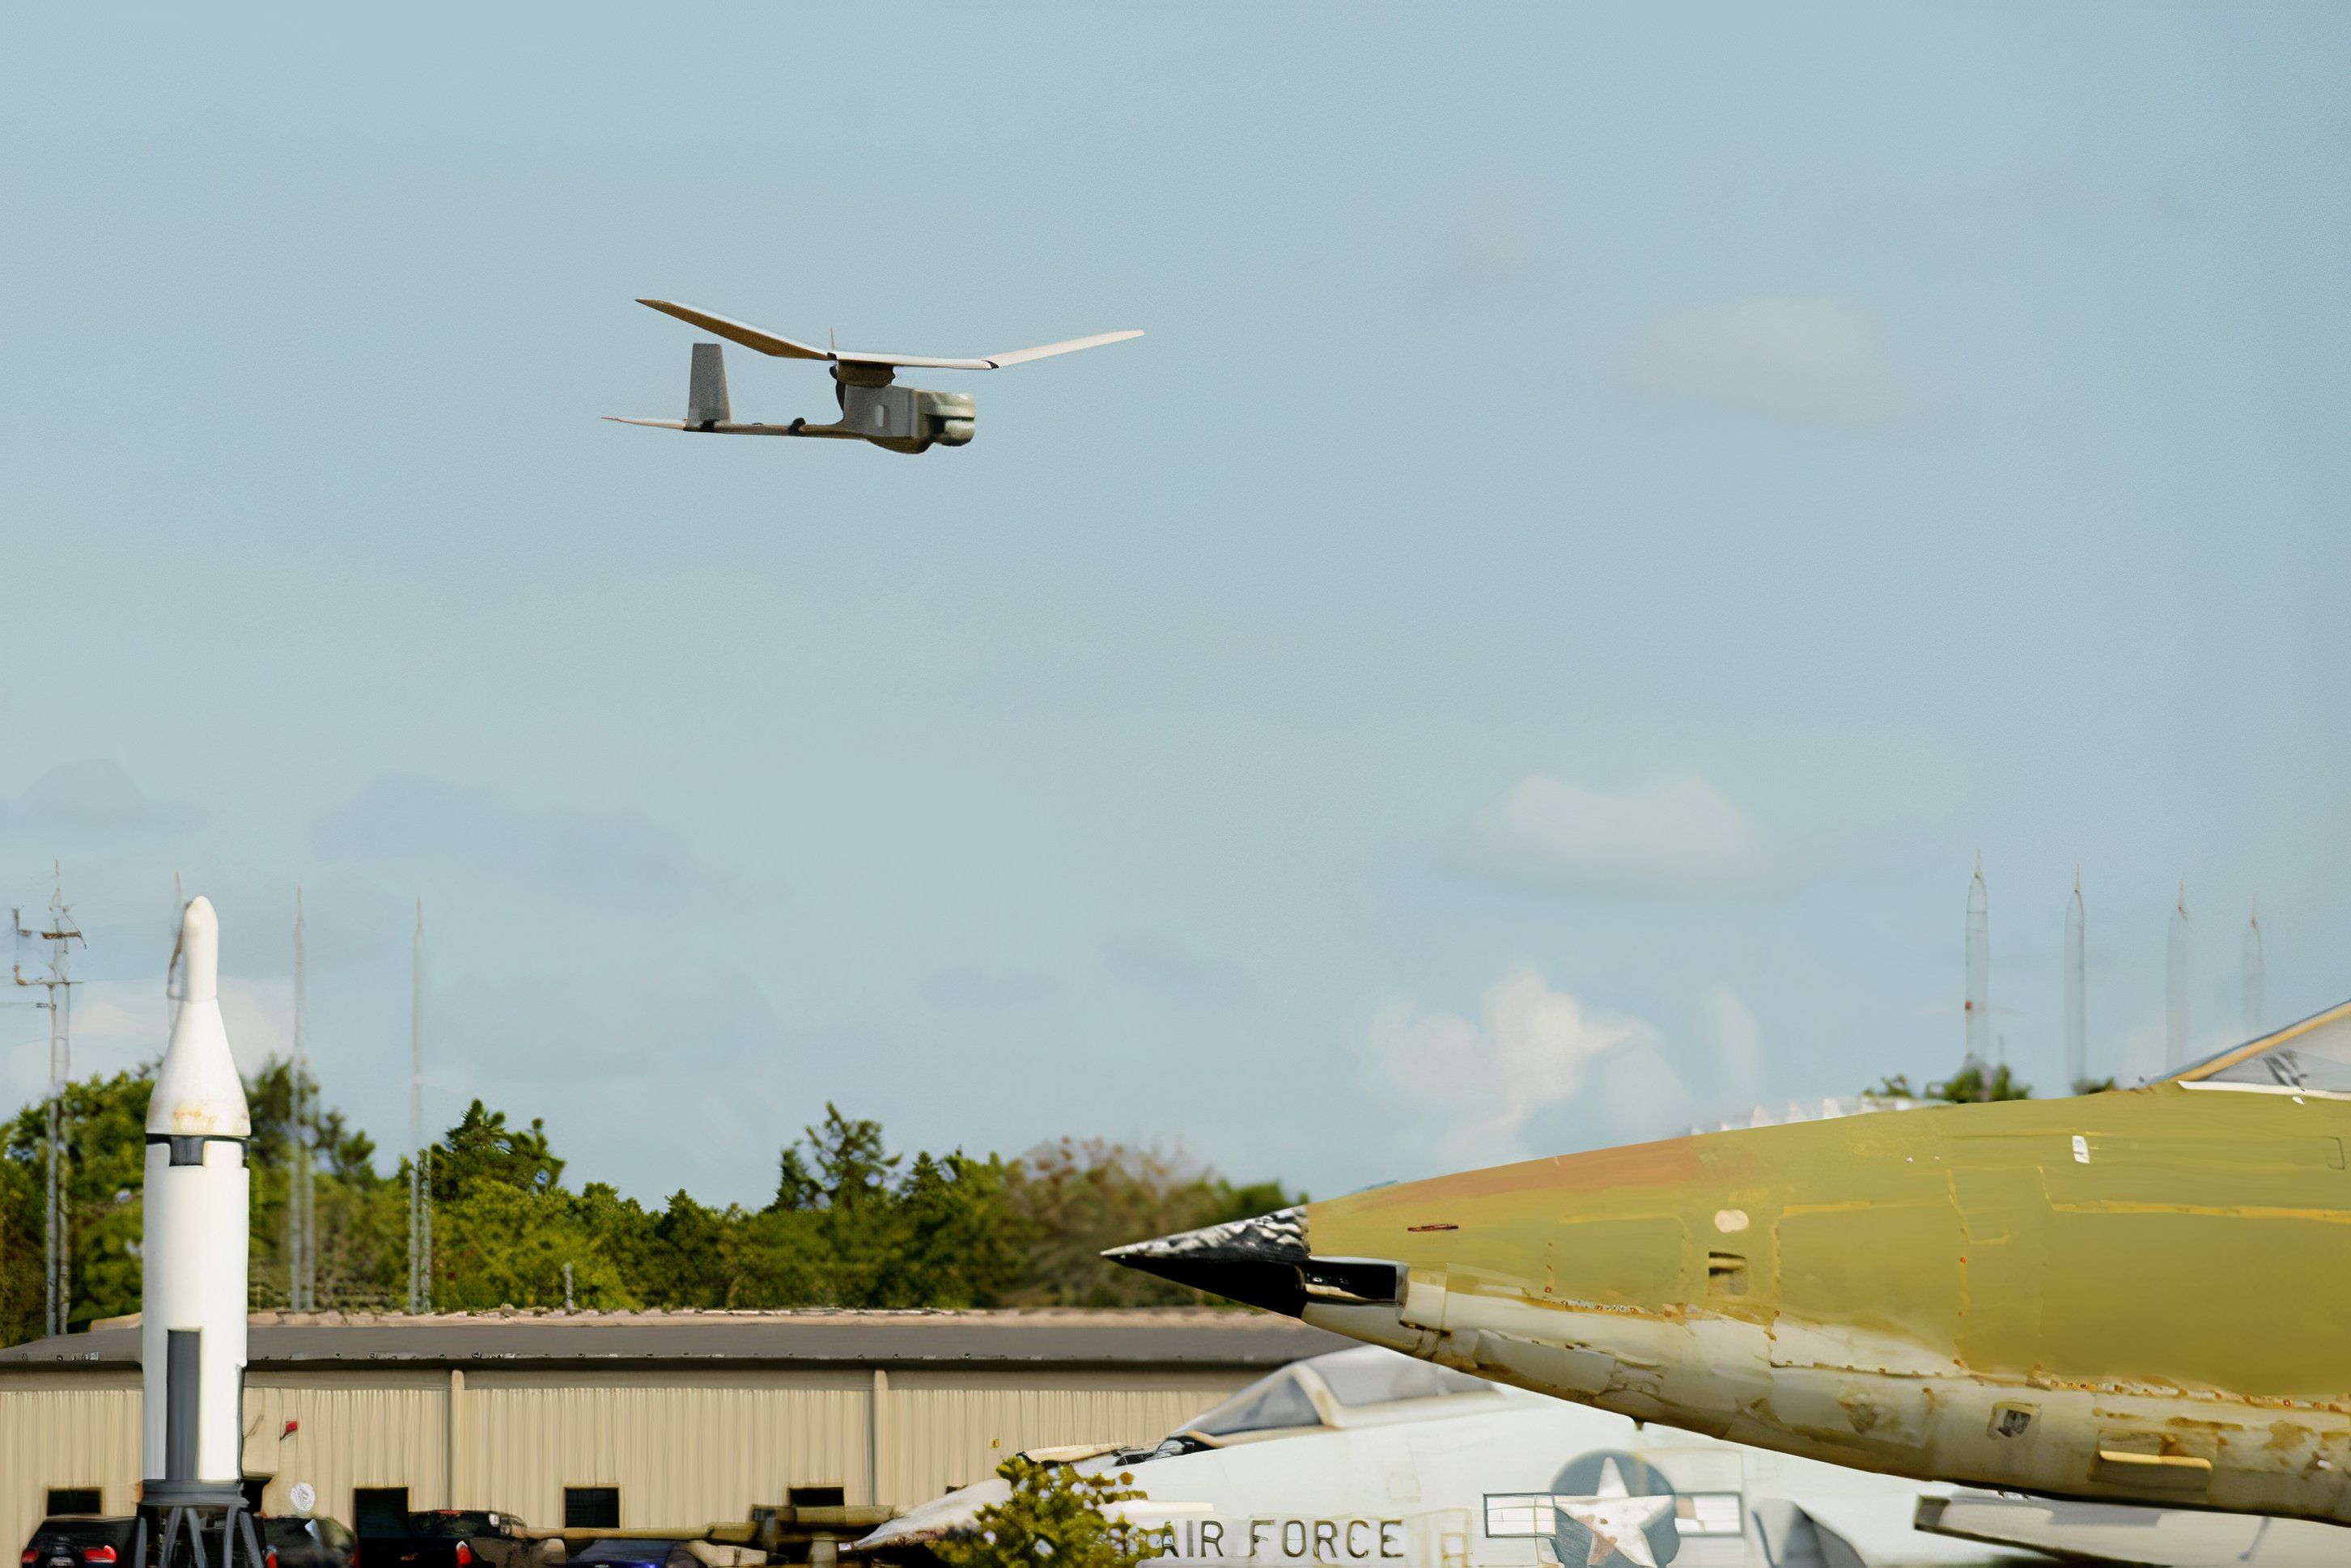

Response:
(1105, 1206), (1315, 1316)
(180, 896), (220, 1002)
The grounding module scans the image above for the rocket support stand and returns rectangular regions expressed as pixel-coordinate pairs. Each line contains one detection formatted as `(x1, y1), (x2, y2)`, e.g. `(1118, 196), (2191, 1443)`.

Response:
(146, 1497), (265, 1568)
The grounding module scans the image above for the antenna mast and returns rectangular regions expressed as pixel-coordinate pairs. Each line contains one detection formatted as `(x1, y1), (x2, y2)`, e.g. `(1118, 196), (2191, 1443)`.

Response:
(407, 899), (431, 1314)
(2243, 901), (2265, 1040)
(2166, 881), (2192, 1071)
(289, 889), (316, 1310)
(14, 864), (84, 1338)
(1963, 855), (1989, 1071)
(2064, 871), (2087, 1091)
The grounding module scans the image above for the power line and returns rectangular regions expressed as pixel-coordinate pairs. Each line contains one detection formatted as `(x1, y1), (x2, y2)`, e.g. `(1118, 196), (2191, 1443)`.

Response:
(14, 863), (83, 1339)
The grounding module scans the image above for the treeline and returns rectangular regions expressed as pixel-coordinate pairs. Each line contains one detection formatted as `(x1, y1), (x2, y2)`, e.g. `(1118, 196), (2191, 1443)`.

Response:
(0, 1064), (1300, 1345)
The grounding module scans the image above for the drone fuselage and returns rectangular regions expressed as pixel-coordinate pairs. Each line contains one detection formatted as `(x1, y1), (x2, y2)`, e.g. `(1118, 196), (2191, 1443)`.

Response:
(634, 344), (976, 454)
(828, 362), (975, 454)
(609, 302), (1138, 454)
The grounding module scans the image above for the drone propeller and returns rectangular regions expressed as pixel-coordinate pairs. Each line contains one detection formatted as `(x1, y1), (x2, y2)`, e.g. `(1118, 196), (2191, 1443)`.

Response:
(635, 299), (1143, 371)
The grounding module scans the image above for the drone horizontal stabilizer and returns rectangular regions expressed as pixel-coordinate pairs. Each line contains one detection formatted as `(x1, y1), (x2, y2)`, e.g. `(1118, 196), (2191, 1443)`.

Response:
(637, 299), (1141, 371)
(600, 415), (866, 439)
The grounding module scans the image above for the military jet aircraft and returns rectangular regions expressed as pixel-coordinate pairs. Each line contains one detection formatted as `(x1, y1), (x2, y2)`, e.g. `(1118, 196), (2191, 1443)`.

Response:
(853, 1344), (2015, 1567)
(1110, 1002), (2351, 1533)
(606, 299), (1141, 455)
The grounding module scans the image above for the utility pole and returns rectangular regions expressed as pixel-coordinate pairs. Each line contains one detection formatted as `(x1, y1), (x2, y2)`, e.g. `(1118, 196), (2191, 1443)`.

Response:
(289, 889), (316, 1310)
(407, 899), (431, 1314)
(14, 865), (83, 1339)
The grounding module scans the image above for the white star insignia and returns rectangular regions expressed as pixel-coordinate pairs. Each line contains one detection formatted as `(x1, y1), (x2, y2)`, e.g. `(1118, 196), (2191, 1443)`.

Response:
(1555, 1494), (1674, 1568)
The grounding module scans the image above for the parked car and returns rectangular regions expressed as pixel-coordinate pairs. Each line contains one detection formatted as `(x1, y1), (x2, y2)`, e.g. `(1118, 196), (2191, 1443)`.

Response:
(19, 1519), (144, 1568)
(559, 1543), (756, 1568)
(258, 1516), (358, 1568)
(384, 1515), (534, 1568)
(558, 1544), (689, 1568)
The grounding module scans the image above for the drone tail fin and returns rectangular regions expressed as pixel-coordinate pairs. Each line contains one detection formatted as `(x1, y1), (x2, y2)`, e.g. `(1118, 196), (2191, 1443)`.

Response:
(686, 342), (731, 429)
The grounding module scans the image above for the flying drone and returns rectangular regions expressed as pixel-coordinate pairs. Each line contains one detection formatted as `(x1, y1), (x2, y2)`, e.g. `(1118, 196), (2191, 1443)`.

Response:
(606, 299), (1143, 455)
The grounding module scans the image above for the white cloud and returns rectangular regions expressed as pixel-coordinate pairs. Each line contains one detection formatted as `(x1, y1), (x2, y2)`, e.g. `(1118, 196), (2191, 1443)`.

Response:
(0, 759), (191, 845)
(1700, 985), (1767, 1111)
(1591, 1040), (1693, 1146)
(1633, 295), (1892, 422)
(2, 974), (295, 1112)
(315, 774), (716, 905)
(1362, 964), (1656, 1171)
(1467, 772), (1789, 895)
(1105, 937), (1249, 1003)
(1416, 170), (1558, 299)
(921, 968), (1059, 1008)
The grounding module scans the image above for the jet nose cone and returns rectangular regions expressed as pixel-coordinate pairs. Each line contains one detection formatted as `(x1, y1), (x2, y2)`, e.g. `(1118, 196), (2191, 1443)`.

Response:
(1105, 1207), (1313, 1315)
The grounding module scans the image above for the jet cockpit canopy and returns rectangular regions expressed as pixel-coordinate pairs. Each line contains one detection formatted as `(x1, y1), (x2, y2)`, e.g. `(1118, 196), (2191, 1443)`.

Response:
(1171, 1346), (1500, 1450)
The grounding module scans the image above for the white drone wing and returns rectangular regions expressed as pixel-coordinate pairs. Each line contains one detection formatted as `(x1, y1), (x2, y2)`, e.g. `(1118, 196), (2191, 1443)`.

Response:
(636, 299), (1142, 371)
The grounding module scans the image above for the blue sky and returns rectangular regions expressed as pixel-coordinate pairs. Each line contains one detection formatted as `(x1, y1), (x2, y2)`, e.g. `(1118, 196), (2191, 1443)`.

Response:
(3, 5), (2346, 1205)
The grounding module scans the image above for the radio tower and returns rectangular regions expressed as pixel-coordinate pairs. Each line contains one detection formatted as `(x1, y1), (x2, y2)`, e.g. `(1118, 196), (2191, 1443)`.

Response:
(2166, 881), (2192, 1070)
(2065, 871), (2087, 1092)
(14, 866), (84, 1339)
(2243, 901), (2265, 1040)
(407, 899), (431, 1314)
(1963, 856), (1989, 1070)
(288, 889), (316, 1310)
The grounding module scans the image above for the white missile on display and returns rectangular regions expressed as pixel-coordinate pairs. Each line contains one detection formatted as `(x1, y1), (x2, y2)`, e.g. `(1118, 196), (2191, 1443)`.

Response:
(142, 896), (252, 1509)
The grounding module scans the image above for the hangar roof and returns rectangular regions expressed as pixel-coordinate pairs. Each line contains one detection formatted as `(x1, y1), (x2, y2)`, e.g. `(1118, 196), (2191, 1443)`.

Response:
(0, 1307), (1345, 1371)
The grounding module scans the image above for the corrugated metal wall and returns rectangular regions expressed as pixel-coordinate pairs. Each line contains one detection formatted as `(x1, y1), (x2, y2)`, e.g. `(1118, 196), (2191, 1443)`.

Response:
(246, 1374), (453, 1519)
(0, 1365), (1251, 1552)
(0, 1375), (142, 1532)
(460, 1370), (872, 1526)
(880, 1371), (1241, 1506)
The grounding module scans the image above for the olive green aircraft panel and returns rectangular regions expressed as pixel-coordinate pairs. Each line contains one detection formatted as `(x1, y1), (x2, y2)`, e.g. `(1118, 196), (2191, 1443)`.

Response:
(1773, 1200), (1959, 1361)
(1946, 1163), (2045, 1371)
(1116, 1067), (2351, 1526)
(1540, 1214), (1695, 1310)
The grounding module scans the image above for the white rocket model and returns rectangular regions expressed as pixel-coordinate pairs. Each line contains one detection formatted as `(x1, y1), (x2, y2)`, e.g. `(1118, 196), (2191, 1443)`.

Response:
(142, 896), (251, 1508)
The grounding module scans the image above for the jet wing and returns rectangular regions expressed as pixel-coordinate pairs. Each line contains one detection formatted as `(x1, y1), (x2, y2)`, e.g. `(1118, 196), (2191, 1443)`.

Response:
(636, 299), (1141, 370)
(1916, 1491), (2344, 1566)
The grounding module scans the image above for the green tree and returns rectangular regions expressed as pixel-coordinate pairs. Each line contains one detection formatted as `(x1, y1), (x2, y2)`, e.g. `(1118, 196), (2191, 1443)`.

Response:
(869, 1151), (1023, 1309)
(1928, 1063), (2032, 1102)
(1869, 1066), (2033, 1104)
(0, 1155), (44, 1345)
(3, 1070), (1310, 1345)
(431, 1180), (634, 1312)
(774, 1105), (897, 1214)
(433, 1100), (564, 1201)
(931, 1456), (1148, 1568)
(1001, 1138), (1305, 1307)
(6, 1069), (155, 1329)
(744, 1105), (1023, 1308)
(646, 1189), (732, 1308)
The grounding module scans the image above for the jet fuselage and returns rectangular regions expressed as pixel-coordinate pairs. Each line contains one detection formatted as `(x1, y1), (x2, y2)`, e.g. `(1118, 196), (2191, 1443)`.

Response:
(1118, 1080), (2351, 1528)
